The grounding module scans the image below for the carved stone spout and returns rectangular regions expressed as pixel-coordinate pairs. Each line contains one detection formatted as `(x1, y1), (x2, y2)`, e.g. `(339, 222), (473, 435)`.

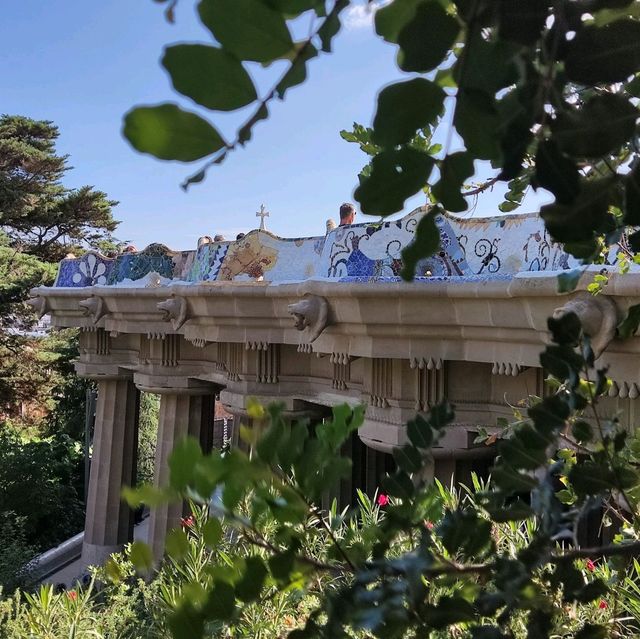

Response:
(26, 296), (48, 319)
(157, 296), (188, 330)
(288, 295), (329, 343)
(552, 291), (618, 358)
(79, 296), (106, 324)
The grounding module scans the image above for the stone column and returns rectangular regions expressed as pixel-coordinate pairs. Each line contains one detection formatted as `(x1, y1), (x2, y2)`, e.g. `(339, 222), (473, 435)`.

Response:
(147, 389), (215, 560)
(82, 376), (140, 567)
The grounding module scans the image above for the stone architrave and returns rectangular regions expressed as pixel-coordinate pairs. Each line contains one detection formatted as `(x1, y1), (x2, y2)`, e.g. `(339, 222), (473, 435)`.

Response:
(82, 376), (140, 567)
(147, 388), (215, 560)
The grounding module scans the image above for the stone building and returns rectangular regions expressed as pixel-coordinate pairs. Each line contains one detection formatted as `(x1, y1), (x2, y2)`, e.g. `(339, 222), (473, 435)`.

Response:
(29, 206), (632, 568)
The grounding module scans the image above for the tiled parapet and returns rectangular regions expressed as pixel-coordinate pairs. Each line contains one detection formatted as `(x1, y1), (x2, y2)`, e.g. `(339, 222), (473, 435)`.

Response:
(54, 206), (633, 289)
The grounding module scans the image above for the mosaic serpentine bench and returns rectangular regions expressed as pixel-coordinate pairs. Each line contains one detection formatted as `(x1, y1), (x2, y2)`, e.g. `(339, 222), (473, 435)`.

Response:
(54, 206), (607, 289)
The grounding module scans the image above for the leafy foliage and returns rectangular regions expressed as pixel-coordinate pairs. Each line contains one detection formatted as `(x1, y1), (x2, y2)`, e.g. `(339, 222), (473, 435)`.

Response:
(111, 307), (640, 638)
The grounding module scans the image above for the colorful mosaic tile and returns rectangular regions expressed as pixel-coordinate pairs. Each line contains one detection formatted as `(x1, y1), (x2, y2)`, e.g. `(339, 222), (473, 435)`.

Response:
(54, 206), (628, 289)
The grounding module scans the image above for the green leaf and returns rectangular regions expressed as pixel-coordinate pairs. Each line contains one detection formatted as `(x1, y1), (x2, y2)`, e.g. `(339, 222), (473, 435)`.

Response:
(375, 0), (422, 43)
(625, 163), (640, 225)
(492, 465), (538, 493)
(235, 556), (268, 602)
(432, 151), (475, 212)
(393, 444), (423, 473)
(456, 31), (519, 94)
(572, 420), (594, 443)
(382, 471), (415, 500)
(498, 438), (547, 470)
(162, 45), (257, 111)
(401, 210), (440, 281)
(317, 0), (348, 52)
(168, 604), (205, 639)
(535, 140), (580, 204)
(372, 79), (444, 148)
(169, 436), (203, 490)
(454, 89), (501, 161)
(202, 518), (223, 548)
(275, 43), (318, 99)
(566, 19), (640, 85)
(618, 303), (640, 339)
(354, 147), (434, 216)
(575, 624), (608, 639)
(123, 104), (225, 162)
(202, 580), (236, 621)
(557, 269), (582, 293)
(553, 94), (638, 159)
(121, 483), (175, 508)
(439, 510), (492, 556)
(569, 461), (617, 496)
(165, 528), (190, 560)
(265, 0), (322, 17)
(398, 1), (459, 72)
(129, 541), (154, 573)
(407, 414), (434, 449)
(424, 596), (475, 629)
(497, 0), (550, 45)
(198, 0), (293, 63)
(540, 178), (616, 246)
(256, 415), (286, 464)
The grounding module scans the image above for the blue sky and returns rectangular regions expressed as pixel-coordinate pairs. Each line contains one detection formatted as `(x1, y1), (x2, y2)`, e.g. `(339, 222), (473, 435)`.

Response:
(2, 0), (548, 249)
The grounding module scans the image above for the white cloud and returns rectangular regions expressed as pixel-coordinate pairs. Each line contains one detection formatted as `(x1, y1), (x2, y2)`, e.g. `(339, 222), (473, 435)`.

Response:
(343, 1), (390, 31)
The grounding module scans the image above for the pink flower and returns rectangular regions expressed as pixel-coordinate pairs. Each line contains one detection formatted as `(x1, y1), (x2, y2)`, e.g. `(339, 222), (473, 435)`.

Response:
(66, 591), (77, 601)
(181, 515), (195, 528)
(599, 600), (608, 610)
(377, 494), (389, 507)
(586, 559), (596, 572)
(424, 520), (434, 530)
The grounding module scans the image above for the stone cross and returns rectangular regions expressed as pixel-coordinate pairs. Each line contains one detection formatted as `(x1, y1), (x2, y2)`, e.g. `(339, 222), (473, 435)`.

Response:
(256, 204), (269, 231)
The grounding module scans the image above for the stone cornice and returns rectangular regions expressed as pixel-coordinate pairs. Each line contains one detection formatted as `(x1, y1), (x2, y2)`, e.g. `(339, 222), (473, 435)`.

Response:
(30, 274), (640, 370)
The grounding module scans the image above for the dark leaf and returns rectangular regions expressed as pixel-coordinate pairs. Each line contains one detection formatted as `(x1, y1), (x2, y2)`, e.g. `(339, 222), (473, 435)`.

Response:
(498, 438), (547, 470)
(393, 444), (423, 473)
(372, 79), (445, 147)
(617, 303), (640, 339)
(235, 556), (268, 602)
(572, 420), (594, 443)
(123, 104), (226, 162)
(566, 20), (640, 85)
(276, 43), (318, 99)
(535, 140), (580, 204)
(424, 596), (475, 628)
(557, 269), (582, 293)
(432, 152), (475, 212)
(265, 0), (322, 17)
(498, 0), (550, 45)
(168, 604), (205, 639)
(198, 0), (293, 63)
(238, 104), (269, 146)
(317, 0), (348, 52)
(169, 436), (203, 490)
(203, 580), (236, 620)
(162, 45), (257, 111)
(354, 147), (434, 216)
(454, 89), (501, 161)
(624, 163), (640, 225)
(407, 414), (434, 449)
(569, 461), (617, 496)
(575, 624), (608, 639)
(400, 209), (440, 280)
(382, 471), (415, 500)
(375, 0), (422, 43)
(398, 1), (460, 73)
(553, 94), (638, 158)
(540, 178), (616, 246)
